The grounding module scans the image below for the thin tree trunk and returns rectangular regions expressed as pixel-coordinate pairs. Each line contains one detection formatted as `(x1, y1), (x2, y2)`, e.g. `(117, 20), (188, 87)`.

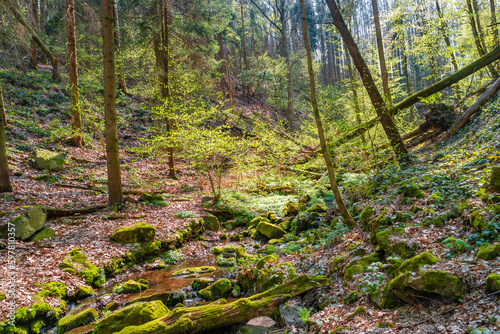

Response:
(491, 0), (499, 47)
(29, 0), (38, 69)
(325, 0), (409, 165)
(435, 0), (461, 101)
(467, 0), (497, 76)
(240, 0), (248, 97)
(371, 0), (391, 106)
(0, 83), (12, 193)
(67, 0), (84, 147)
(113, 0), (129, 96)
(279, 0), (294, 130)
(102, 0), (124, 204)
(299, 0), (354, 228)
(1, 0), (60, 81)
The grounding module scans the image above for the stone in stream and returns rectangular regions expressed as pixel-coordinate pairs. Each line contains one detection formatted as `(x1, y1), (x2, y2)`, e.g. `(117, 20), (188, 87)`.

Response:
(198, 278), (232, 301)
(167, 290), (186, 306)
(0, 206), (47, 240)
(34, 149), (66, 170)
(57, 307), (98, 334)
(60, 248), (104, 287)
(112, 280), (148, 294)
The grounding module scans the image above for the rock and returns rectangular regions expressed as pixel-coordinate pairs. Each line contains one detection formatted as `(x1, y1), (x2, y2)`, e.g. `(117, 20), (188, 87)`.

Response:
(247, 216), (270, 228)
(126, 292), (171, 306)
(282, 201), (299, 217)
(202, 214), (220, 231)
(279, 298), (304, 326)
(256, 221), (285, 239)
(477, 243), (500, 260)
(394, 252), (439, 276)
(342, 290), (360, 305)
(140, 193), (164, 202)
(488, 167), (500, 192)
(168, 290), (186, 306)
(57, 307), (98, 334)
(29, 227), (55, 241)
(235, 246), (253, 259)
(198, 278), (232, 301)
(112, 280), (148, 294)
(238, 325), (274, 334)
(485, 273), (500, 292)
(307, 200), (327, 213)
(230, 234), (242, 242)
(34, 174), (57, 183)
(60, 248), (104, 287)
(359, 206), (375, 223)
(375, 227), (412, 258)
(35, 149), (66, 170)
(67, 285), (94, 301)
(470, 209), (488, 232)
(344, 253), (382, 281)
(93, 301), (169, 334)
(253, 255), (297, 292)
(400, 184), (425, 199)
(172, 266), (216, 277)
(104, 302), (119, 313)
(191, 278), (211, 291)
(110, 222), (156, 244)
(0, 206), (47, 240)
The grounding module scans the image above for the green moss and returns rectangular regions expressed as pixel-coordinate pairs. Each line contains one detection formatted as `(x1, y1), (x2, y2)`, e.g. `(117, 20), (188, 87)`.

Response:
(342, 290), (360, 305)
(229, 234), (242, 242)
(140, 193), (164, 202)
(34, 175), (56, 183)
(104, 302), (119, 313)
(57, 307), (98, 334)
(68, 285), (94, 300)
(343, 253), (382, 281)
(32, 302), (51, 317)
(124, 240), (163, 265)
(30, 320), (45, 334)
(253, 254), (279, 277)
(394, 252), (439, 276)
(172, 266), (215, 277)
(94, 301), (169, 334)
(202, 215), (220, 231)
(112, 280), (148, 294)
(0, 292), (5, 301)
(417, 270), (466, 299)
(59, 249), (102, 287)
(0, 324), (29, 334)
(127, 292), (171, 306)
(400, 184), (425, 199)
(376, 228), (404, 251)
(110, 222), (156, 244)
(485, 273), (500, 292)
(477, 243), (500, 260)
(14, 307), (36, 323)
(307, 200), (327, 213)
(247, 216), (270, 228)
(198, 278), (232, 301)
(191, 278), (211, 291)
(216, 255), (236, 267)
(235, 246), (253, 259)
(168, 290), (186, 306)
(359, 206), (375, 223)
(30, 227), (55, 241)
(380, 274), (408, 309)
(255, 221), (285, 239)
(282, 201), (299, 216)
(329, 256), (346, 274)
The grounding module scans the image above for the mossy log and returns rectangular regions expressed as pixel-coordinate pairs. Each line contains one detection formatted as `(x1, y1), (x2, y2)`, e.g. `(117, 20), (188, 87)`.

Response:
(46, 205), (107, 219)
(115, 275), (330, 334)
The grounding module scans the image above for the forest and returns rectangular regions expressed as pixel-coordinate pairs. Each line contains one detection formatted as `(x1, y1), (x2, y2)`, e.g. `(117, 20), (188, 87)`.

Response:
(0, 0), (500, 332)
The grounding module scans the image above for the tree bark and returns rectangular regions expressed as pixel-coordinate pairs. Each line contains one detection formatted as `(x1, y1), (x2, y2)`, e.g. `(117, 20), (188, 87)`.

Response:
(299, 0), (354, 228)
(0, 83), (12, 193)
(102, 0), (124, 204)
(0, 0), (60, 81)
(67, 0), (84, 147)
(330, 43), (500, 149)
(113, 0), (129, 96)
(29, 0), (38, 70)
(491, 0), (499, 47)
(371, 0), (391, 106)
(325, 0), (409, 165)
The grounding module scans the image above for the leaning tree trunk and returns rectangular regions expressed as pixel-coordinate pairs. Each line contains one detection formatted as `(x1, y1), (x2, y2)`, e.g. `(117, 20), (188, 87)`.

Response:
(468, 0), (497, 77)
(102, 0), (124, 204)
(300, 0), (354, 228)
(371, 0), (392, 106)
(0, 0), (60, 81)
(0, 83), (12, 193)
(325, 0), (409, 165)
(67, 0), (84, 147)
(29, 0), (38, 70)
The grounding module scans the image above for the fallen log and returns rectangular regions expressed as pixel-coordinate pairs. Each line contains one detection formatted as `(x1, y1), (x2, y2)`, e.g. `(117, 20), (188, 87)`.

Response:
(46, 205), (107, 219)
(54, 183), (106, 193)
(330, 44), (500, 149)
(114, 275), (331, 334)
(432, 76), (500, 146)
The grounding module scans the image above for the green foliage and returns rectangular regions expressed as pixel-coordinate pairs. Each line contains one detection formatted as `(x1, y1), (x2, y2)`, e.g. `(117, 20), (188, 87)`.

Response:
(442, 237), (472, 258)
(164, 250), (185, 265)
(173, 211), (197, 219)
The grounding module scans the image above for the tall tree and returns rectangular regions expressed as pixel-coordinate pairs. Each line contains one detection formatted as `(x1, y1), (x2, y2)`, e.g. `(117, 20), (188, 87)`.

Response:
(29, 0), (38, 69)
(491, 0), (499, 47)
(467, 0), (497, 76)
(299, 0), (354, 228)
(113, 0), (129, 96)
(325, 0), (409, 165)
(371, 0), (391, 106)
(67, 0), (84, 147)
(0, 83), (12, 193)
(102, 0), (124, 204)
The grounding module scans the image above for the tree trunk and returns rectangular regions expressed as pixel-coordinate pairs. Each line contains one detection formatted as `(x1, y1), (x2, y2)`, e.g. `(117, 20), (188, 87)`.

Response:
(401, 31), (415, 122)
(491, 0), (499, 47)
(102, 0), (124, 204)
(1, 0), (60, 81)
(329, 44), (500, 149)
(299, 0), (354, 228)
(0, 83), (12, 193)
(29, 0), (38, 70)
(67, 0), (84, 147)
(113, 0), (129, 96)
(371, 0), (391, 106)
(325, 0), (409, 165)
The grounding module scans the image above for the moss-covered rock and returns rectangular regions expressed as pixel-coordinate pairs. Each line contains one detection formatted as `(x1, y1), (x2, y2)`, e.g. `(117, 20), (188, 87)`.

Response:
(30, 227), (55, 241)
(60, 249), (104, 287)
(198, 278), (232, 301)
(255, 262), (297, 292)
(307, 200), (327, 213)
(477, 243), (500, 260)
(126, 292), (171, 306)
(256, 221), (285, 239)
(110, 222), (156, 244)
(344, 253), (382, 281)
(282, 201), (299, 217)
(34, 174), (57, 183)
(470, 209), (488, 232)
(104, 302), (120, 313)
(67, 285), (93, 301)
(216, 255), (236, 267)
(14, 307), (36, 324)
(235, 246), (253, 259)
(202, 214), (219, 231)
(57, 307), (98, 334)
(229, 234), (242, 242)
(254, 254), (279, 276)
(394, 252), (439, 276)
(359, 206), (375, 223)
(247, 216), (270, 228)
(171, 266), (216, 277)
(0, 292), (5, 301)
(329, 256), (346, 274)
(112, 280), (148, 294)
(342, 290), (360, 305)
(400, 184), (425, 199)
(140, 193), (164, 202)
(30, 320), (45, 334)
(0, 206), (47, 240)
(35, 149), (66, 170)
(485, 273), (500, 292)
(488, 167), (500, 191)
(376, 228), (404, 251)
(94, 301), (169, 334)
(168, 290), (186, 306)
(191, 278), (211, 291)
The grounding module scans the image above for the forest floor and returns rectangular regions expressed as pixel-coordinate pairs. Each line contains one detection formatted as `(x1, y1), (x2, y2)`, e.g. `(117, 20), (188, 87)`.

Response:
(0, 69), (499, 334)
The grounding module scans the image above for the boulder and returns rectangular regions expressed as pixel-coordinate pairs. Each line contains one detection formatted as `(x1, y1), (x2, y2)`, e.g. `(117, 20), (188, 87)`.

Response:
(191, 278), (211, 291)
(112, 280), (148, 294)
(67, 285), (94, 301)
(376, 228), (413, 258)
(344, 253), (382, 281)
(57, 307), (98, 334)
(488, 167), (500, 192)
(256, 221), (285, 239)
(307, 200), (327, 213)
(35, 149), (66, 170)
(60, 248), (104, 287)
(202, 215), (220, 231)
(247, 216), (269, 228)
(485, 273), (500, 292)
(282, 201), (299, 217)
(110, 222), (156, 244)
(171, 266), (216, 277)
(34, 174), (57, 183)
(0, 206), (47, 240)
(93, 301), (169, 334)
(29, 227), (55, 241)
(140, 193), (164, 202)
(394, 252), (439, 276)
(168, 290), (186, 306)
(359, 206), (375, 223)
(477, 243), (500, 261)
(126, 292), (171, 306)
(400, 184), (425, 199)
(198, 278), (232, 301)
(279, 298), (304, 326)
